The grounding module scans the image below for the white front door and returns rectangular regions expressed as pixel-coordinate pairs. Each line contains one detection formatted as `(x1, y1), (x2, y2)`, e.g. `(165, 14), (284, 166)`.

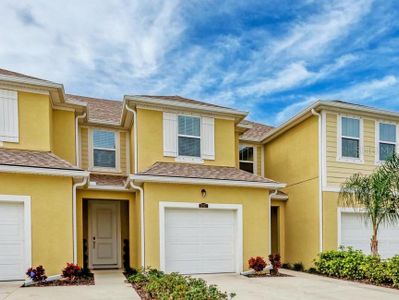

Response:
(0, 201), (26, 280)
(164, 208), (237, 274)
(89, 201), (120, 268)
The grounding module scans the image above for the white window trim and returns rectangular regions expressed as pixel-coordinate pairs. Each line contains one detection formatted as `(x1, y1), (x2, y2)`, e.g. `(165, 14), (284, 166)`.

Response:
(0, 195), (31, 280)
(88, 128), (120, 172)
(176, 114), (202, 161)
(337, 114), (364, 163)
(375, 120), (398, 164)
(159, 201), (243, 274)
(239, 144), (257, 174)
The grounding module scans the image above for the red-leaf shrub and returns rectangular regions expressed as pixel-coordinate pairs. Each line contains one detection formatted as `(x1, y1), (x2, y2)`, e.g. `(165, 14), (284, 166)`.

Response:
(26, 265), (47, 282)
(62, 263), (82, 280)
(268, 254), (282, 275)
(248, 256), (267, 272)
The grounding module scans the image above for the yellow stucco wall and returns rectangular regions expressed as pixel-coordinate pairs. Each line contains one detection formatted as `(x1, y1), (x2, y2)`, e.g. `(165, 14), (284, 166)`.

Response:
(0, 173), (73, 276)
(76, 190), (140, 269)
(323, 191), (339, 251)
(143, 182), (269, 271)
(2, 92), (52, 151)
(136, 109), (236, 172)
(52, 110), (76, 164)
(265, 116), (319, 267)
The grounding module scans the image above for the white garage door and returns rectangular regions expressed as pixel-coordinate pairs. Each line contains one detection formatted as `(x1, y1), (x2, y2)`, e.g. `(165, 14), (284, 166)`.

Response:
(341, 212), (399, 258)
(0, 202), (26, 280)
(164, 208), (237, 274)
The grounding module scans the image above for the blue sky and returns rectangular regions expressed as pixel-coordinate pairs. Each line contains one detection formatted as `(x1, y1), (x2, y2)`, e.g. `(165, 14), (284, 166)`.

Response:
(1, 0), (399, 126)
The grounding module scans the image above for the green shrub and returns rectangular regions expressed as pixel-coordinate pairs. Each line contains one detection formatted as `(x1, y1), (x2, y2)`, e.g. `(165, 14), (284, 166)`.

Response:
(315, 247), (365, 279)
(128, 268), (235, 299)
(360, 256), (390, 284)
(387, 255), (399, 287)
(282, 263), (292, 270)
(339, 248), (366, 280)
(292, 262), (304, 272)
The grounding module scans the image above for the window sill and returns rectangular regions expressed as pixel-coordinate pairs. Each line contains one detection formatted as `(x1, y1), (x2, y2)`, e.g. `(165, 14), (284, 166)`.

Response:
(89, 167), (122, 173)
(0, 136), (19, 143)
(336, 157), (364, 164)
(175, 156), (204, 164)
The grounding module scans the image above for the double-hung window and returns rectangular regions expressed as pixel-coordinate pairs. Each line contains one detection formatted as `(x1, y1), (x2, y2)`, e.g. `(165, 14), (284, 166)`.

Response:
(378, 122), (396, 161)
(178, 115), (201, 157)
(239, 145), (254, 173)
(93, 130), (116, 168)
(341, 117), (361, 159)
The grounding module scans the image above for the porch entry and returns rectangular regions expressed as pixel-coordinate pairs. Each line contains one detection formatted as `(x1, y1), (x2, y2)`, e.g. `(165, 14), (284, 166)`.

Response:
(88, 200), (121, 269)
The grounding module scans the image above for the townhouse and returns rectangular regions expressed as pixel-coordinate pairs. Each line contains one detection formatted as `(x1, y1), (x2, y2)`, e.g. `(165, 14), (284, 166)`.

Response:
(1, 68), (398, 280)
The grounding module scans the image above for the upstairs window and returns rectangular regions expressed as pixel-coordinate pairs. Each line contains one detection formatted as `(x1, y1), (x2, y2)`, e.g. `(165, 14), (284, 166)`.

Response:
(93, 130), (116, 168)
(178, 116), (201, 157)
(239, 145), (254, 173)
(341, 117), (361, 159)
(378, 123), (396, 161)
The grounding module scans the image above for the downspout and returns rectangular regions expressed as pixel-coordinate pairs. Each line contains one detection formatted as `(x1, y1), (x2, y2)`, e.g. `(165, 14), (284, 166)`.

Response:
(125, 104), (138, 173)
(73, 176), (88, 264)
(125, 104), (145, 267)
(311, 109), (323, 253)
(75, 113), (86, 167)
(269, 190), (278, 254)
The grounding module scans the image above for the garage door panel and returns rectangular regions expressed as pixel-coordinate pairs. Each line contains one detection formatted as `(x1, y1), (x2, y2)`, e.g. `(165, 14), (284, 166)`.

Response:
(164, 207), (237, 274)
(341, 212), (399, 258)
(0, 201), (26, 281)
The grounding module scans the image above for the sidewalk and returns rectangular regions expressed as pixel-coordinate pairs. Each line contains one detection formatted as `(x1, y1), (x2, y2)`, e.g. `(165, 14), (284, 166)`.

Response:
(0, 270), (140, 300)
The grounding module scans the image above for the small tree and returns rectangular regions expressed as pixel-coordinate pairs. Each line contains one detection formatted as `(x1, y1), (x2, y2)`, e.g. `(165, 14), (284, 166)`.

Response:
(339, 154), (399, 256)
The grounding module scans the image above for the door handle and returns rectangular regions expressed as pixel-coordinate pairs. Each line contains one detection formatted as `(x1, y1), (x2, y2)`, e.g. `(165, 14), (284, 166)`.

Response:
(93, 237), (96, 249)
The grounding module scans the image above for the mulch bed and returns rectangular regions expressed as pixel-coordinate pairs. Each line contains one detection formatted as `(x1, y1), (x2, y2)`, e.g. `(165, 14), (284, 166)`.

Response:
(130, 283), (154, 300)
(245, 272), (292, 278)
(23, 274), (95, 287)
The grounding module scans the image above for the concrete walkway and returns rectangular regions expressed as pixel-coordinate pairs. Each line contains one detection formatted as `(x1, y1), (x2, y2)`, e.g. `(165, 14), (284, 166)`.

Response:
(0, 270), (140, 300)
(200, 270), (399, 300)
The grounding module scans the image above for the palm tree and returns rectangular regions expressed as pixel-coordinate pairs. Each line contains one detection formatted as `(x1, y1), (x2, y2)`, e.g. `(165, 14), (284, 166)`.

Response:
(339, 154), (399, 256)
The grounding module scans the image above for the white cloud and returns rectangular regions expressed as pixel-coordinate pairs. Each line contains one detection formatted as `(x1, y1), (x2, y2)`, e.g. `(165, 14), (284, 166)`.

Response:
(274, 75), (399, 125)
(0, 0), (184, 89)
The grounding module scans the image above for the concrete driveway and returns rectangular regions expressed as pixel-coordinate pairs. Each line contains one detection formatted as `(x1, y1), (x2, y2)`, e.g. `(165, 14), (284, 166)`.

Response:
(200, 270), (399, 300)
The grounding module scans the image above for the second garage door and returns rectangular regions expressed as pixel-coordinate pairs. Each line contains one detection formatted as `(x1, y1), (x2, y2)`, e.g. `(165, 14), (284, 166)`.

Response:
(340, 212), (399, 258)
(164, 208), (237, 274)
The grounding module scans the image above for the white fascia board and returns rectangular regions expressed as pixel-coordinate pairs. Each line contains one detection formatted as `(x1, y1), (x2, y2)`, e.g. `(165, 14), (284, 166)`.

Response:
(0, 165), (89, 177)
(130, 174), (286, 189)
(0, 74), (63, 89)
(124, 95), (248, 118)
(262, 100), (399, 144)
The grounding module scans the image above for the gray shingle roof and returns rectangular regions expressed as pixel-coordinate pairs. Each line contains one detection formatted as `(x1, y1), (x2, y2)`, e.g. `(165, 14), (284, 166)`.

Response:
(0, 148), (82, 171)
(90, 174), (127, 186)
(239, 120), (273, 142)
(137, 161), (279, 184)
